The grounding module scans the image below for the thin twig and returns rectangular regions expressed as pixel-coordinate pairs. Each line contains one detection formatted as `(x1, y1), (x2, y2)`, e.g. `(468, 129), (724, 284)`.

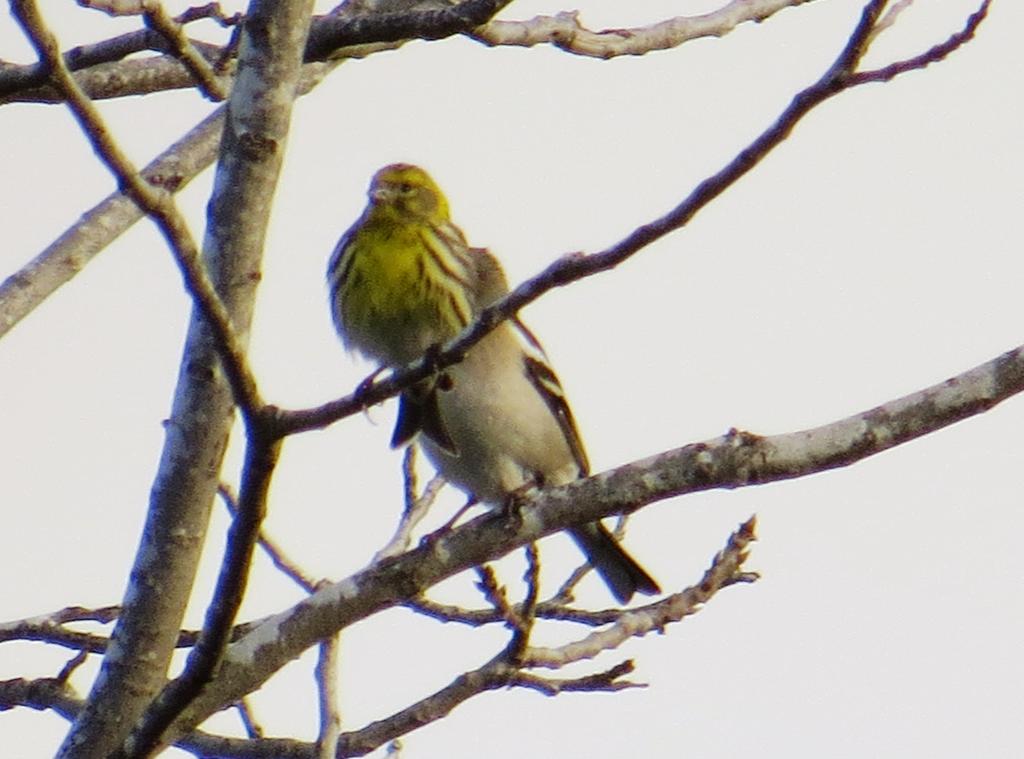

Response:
(509, 660), (640, 694)
(849, 0), (991, 85)
(233, 699), (264, 738)
(143, 0), (229, 99)
(503, 543), (540, 661)
(404, 596), (627, 627)
(55, 651), (90, 684)
(374, 448), (446, 561)
(314, 635), (342, 759)
(219, 484), (318, 593)
(525, 517), (758, 669)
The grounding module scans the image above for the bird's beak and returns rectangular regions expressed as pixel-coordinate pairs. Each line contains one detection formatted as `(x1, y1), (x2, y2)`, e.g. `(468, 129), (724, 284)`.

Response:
(370, 186), (395, 205)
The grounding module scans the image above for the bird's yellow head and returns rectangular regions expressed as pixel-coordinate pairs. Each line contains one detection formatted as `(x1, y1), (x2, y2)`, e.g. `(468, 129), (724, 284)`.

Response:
(367, 163), (450, 225)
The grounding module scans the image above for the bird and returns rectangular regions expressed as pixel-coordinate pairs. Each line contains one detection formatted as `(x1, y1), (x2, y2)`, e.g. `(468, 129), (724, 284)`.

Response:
(327, 163), (660, 603)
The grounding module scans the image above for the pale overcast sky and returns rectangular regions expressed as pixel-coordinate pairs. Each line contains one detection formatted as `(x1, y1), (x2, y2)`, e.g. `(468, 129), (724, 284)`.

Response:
(2, 1), (1022, 757)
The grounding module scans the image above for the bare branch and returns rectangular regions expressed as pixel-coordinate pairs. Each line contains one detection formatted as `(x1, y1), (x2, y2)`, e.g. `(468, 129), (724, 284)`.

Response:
(0, 105), (223, 338)
(1, 55), (214, 103)
(0, 603), (264, 655)
(0, 682), (310, 758)
(114, 0), (315, 749)
(315, 636), (343, 759)
(234, 698), (265, 738)
(850, 0), (991, 85)
(166, 339), (1024, 740)
(0, 675), (81, 721)
(404, 595), (626, 628)
(0, 58), (332, 339)
(334, 655), (519, 756)
(277, 0), (990, 439)
(0, 27), (222, 101)
(374, 447), (446, 561)
(142, 0), (229, 100)
(525, 518), (757, 668)
(220, 484), (319, 593)
(46, 0), (311, 751)
(0, 620), (112, 655)
(471, 0), (815, 59)
(1, 0), (812, 102)
(509, 660), (641, 695)
(303, 0), (511, 61)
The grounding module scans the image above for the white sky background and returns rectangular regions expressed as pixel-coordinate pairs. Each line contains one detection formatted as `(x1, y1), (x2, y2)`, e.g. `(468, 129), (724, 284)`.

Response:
(1, 0), (1022, 756)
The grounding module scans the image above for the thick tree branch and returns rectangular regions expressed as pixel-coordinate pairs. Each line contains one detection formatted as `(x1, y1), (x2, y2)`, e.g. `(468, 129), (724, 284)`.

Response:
(122, 434), (283, 758)
(109, 1), (314, 755)
(156, 338), (1024, 744)
(5, 3), (252, 756)
(43, 0), (310, 754)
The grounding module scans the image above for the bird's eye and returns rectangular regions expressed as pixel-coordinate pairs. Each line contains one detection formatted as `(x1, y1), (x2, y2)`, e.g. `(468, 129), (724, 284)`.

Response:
(398, 183), (414, 194)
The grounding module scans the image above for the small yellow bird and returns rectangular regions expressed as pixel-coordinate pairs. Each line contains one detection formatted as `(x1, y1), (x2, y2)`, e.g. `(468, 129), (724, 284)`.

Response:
(328, 164), (659, 603)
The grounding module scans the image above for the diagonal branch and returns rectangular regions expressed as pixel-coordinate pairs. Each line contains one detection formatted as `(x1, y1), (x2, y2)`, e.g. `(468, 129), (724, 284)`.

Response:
(276, 0), (990, 438)
(0, 105), (224, 338)
(161, 336), (1024, 745)
(9, 0), (261, 416)
(0, 58), (334, 340)
(0, 28), (223, 101)
(848, 0), (991, 85)
(142, 0), (230, 100)
(2, 516), (754, 757)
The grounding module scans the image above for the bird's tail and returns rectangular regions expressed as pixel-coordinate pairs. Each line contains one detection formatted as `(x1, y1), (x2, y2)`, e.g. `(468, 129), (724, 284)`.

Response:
(569, 522), (660, 604)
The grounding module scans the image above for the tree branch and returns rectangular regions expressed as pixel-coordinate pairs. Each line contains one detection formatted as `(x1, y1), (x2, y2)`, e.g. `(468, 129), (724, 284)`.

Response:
(0, 56), (335, 340)
(303, 0), (511, 61)
(471, 0), (815, 58)
(158, 337), (1024, 744)
(315, 634), (343, 759)
(41, 0), (310, 752)
(0, 105), (224, 338)
(142, 0), (230, 100)
(108, 0), (315, 753)
(276, 0), (990, 439)
(524, 518), (757, 668)
(1, 0), (815, 103)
